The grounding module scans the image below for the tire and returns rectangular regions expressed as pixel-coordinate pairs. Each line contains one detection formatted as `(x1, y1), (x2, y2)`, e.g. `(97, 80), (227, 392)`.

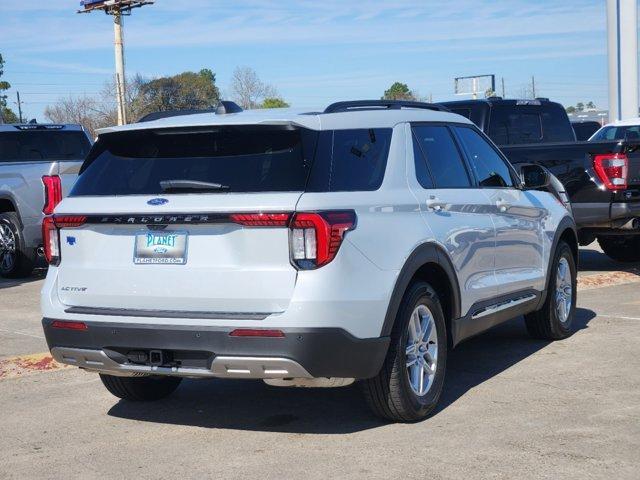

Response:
(0, 212), (37, 279)
(99, 374), (182, 401)
(524, 241), (576, 340)
(598, 235), (640, 263)
(362, 282), (447, 422)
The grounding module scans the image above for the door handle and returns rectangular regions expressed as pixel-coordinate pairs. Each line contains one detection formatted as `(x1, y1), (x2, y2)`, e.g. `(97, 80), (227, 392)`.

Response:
(426, 195), (446, 212)
(496, 198), (511, 213)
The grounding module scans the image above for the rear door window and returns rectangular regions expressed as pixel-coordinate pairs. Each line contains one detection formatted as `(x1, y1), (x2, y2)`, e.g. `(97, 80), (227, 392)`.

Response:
(0, 130), (91, 163)
(411, 125), (471, 188)
(454, 126), (515, 188)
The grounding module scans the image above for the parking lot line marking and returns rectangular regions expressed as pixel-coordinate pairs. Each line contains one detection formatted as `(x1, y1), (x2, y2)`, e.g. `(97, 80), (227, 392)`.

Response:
(598, 314), (640, 321)
(0, 327), (45, 339)
(577, 270), (640, 291)
(0, 352), (68, 380)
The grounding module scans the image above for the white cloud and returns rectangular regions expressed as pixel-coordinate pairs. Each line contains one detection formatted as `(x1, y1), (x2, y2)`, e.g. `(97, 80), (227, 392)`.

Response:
(0, 0), (605, 53)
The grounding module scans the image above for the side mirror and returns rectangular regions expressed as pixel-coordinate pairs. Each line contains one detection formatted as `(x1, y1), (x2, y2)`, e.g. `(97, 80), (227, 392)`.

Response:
(520, 164), (550, 189)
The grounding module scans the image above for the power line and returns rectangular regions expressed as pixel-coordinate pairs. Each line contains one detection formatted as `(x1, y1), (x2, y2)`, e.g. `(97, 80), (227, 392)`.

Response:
(10, 70), (112, 76)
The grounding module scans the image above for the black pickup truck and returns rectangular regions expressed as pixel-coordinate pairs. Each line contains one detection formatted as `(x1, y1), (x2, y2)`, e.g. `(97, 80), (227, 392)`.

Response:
(440, 98), (640, 262)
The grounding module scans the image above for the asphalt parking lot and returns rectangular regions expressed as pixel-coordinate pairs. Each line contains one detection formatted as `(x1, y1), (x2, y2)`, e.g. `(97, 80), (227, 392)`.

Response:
(1, 244), (639, 479)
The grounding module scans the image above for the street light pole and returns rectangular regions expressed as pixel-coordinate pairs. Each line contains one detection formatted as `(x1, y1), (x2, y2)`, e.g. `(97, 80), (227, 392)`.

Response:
(113, 9), (127, 125)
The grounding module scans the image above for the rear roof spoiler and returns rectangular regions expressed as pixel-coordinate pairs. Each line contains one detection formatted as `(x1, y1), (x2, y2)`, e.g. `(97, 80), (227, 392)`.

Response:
(138, 101), (243, 123)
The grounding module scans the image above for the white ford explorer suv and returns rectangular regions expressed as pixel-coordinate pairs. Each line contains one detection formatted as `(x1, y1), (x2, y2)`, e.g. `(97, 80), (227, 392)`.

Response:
(41, 100), (577, 422)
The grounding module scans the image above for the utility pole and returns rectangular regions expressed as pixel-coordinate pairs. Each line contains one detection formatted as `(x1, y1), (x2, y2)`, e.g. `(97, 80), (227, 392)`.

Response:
(78, 1), (154, 125)
(501, 77), (505, 98)
(531, 76), (536, 98)
(15, 92), (23, 123)
(113, 10), (127, 125)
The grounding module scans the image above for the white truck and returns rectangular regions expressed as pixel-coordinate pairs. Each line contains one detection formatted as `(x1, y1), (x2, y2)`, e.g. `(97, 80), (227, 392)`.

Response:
(0, 123), (92, 278)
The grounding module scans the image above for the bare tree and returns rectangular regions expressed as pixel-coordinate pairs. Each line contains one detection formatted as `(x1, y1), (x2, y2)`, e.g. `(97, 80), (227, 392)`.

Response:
(230, 66), (279, 109)
(44, 75), (146, 136)
(44, 96), (107, 138)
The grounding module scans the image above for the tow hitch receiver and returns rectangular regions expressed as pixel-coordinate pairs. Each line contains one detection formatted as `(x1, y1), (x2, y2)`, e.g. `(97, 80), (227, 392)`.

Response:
(149, 350), (164, 366)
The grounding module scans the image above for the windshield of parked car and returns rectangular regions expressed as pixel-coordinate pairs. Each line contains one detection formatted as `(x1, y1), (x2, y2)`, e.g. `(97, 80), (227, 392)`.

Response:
(0, 130), (91, 162)
(590, 125), (640, 141)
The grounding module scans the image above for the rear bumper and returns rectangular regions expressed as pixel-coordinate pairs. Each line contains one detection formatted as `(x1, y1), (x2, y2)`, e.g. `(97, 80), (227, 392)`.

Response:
(42, 318), (389, 380)
(573, 201), (640, 231)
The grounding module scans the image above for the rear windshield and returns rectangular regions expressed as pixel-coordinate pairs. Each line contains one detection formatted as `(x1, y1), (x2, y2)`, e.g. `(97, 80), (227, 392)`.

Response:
(590, 125), (640, 141)
(71, 126), (392, 196)
(0, 130), (91, 163)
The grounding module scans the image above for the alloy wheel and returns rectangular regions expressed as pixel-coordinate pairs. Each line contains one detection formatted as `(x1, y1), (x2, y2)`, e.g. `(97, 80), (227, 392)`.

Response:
(405, 304), (438, 397)
(555, 257), (572, 324)
(0, 223), (16, 272)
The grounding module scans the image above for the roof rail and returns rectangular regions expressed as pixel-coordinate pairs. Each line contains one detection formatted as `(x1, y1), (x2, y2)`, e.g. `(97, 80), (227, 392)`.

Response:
(324, 100), (450, 114)
(138, 101), (243, 123)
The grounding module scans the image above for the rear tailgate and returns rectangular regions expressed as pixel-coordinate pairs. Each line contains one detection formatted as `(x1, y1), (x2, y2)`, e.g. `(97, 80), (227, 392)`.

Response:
(55, 194), (300, 315)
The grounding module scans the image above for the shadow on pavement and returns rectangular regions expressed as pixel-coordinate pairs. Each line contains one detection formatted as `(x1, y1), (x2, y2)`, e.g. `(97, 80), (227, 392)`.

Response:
(107, 307), (596, 434)
(434, 307), (595, 415)
(579, 248), (640, 273)
(0, 268), (46, 289)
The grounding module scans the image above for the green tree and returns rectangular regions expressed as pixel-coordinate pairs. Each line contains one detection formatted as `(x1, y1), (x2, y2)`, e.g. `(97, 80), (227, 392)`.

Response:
(576, 102), (584, 112)
(132, 69), (220, 118)
(0, 54), (19, 123)
(566, 105), (576, 114)
(382, 82), (416, 101)
(586, 101), (596, 109)
(260, 97), (289, 109)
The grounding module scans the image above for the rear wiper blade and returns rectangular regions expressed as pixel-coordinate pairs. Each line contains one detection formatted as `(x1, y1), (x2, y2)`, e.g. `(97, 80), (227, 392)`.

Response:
(159, 180), (229, 192)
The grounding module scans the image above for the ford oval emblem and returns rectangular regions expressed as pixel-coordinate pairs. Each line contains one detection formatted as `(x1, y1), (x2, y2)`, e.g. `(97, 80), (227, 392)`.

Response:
(147, 198), (169, 206)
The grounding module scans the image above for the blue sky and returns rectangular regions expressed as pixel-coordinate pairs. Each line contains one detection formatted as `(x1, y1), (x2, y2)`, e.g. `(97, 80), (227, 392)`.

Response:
(0, 0), (613, 120)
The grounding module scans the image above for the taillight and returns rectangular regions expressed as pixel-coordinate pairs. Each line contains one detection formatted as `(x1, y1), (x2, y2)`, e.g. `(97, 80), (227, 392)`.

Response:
(289, 211), (356, 269)
(54, 215), (87, 228)
(42, 175), (62, 215)
(593, 153), (628, 191)
(42, 215), (87, 266)
(42, 217), (60, 266)
(229, 213), (291, 227)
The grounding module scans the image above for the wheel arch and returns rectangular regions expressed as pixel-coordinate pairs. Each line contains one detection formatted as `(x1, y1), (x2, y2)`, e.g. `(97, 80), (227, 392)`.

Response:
(381, 242), (461, 342)
(0, 196), (17, 214)
(539, 215), (578, 307)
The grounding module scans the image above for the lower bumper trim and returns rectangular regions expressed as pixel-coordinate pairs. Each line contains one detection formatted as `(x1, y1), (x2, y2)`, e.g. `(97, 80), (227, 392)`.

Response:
(51, 347), (312, 379)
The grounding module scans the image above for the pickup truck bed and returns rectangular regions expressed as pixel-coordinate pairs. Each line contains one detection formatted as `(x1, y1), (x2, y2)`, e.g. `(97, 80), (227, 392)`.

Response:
(501, 140), (640, 232)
